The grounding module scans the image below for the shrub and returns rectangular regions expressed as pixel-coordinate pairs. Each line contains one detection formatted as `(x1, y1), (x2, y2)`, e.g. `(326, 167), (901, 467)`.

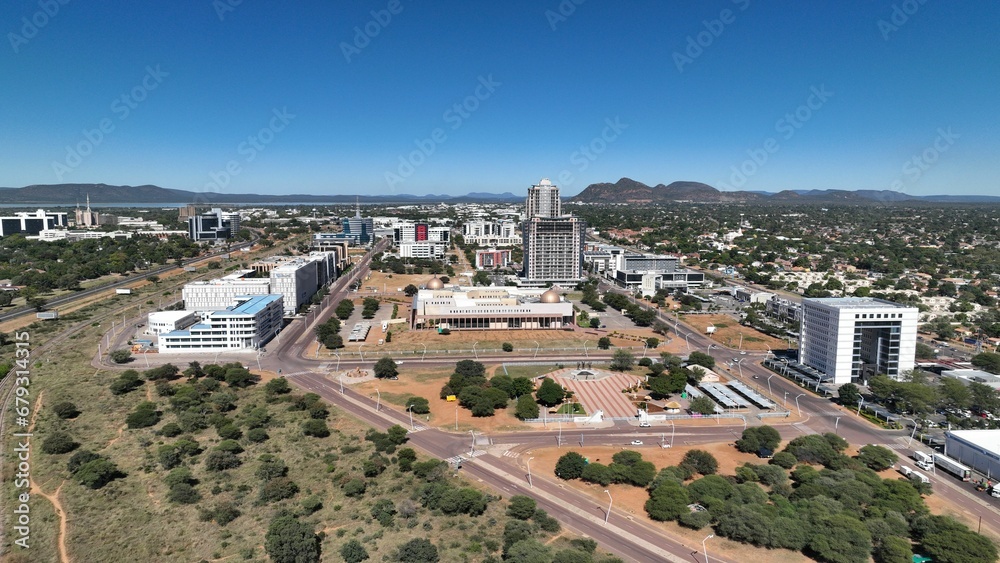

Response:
(265, 515), (320, 563)
(74, 459), (123, 489)
(555, 452), (586, 480)
(125, 402), (161, 429)
(52, 401), (80, 419)
(406, 396), (431, 415)
(302, 419), (330, 438)
(507, 495), (537, 520)
(204, 450), (242, 472)
(247, 428), (269, 443)
(167, 482), (201, 504)
(502, 342), (514, 352)
(343, 478), (366, 497)
(41, 431), (79, 454)
(680, 450), (718, 475)
(265, 377), (292, 395)
(109, 348), (133, 364)
(158, 423), (183, 437)
(259, 477), (299, 503)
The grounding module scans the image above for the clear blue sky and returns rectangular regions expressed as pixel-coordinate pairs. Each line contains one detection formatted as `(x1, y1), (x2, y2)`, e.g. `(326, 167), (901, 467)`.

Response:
(2, 0), (997, 197)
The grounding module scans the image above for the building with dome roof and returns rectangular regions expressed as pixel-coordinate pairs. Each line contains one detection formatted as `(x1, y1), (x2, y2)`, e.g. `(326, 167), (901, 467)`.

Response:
(409, 285), (573, 331)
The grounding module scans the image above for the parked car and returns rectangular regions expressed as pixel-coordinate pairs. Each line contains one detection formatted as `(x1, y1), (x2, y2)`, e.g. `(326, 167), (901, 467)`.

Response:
(630, 440), (644, 446)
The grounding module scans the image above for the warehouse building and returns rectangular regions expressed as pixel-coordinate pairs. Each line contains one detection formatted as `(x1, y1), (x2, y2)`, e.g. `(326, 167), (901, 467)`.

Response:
(944, 430), (1000, 479)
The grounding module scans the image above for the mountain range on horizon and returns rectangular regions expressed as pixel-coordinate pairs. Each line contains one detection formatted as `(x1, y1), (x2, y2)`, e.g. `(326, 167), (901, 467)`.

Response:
(0, 181), (997, 206)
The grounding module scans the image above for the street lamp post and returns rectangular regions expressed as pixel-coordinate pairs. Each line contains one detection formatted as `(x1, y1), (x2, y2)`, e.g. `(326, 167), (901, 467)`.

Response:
(407, 404), (415, 430)
(527, 456), (534, 488)
(421, 343), (427, 362)
(702, 534), (715, 563)
(902, 416), (918, 446)
(334, 352), (341, 371)
(469, 430), (476, 455)
(795, 393), (805, 416)
(741, 416), (747, 431)
(534, 340), (540, 359)
(856, 397), (864, 417)
(358, 344), (364, 362)
(375, 388), (381, 412)
(604, 489), (613, 525)
(835, 416), (841, 435)
(670, 420), (675, 446)
(455, 403), (459, 431)
(685, 333), (692, 350)
(767, 374), (775, 397)
(473, 341), (479, 360)
(783, 391), (789, 407)
(583, 340), (589, 359)
(339, 372), (344, 394)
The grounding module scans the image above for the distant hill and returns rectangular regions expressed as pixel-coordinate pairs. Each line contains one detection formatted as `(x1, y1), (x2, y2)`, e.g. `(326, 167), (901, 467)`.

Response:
(0, 184), (522, 205)
(570, 178), (1000, 204)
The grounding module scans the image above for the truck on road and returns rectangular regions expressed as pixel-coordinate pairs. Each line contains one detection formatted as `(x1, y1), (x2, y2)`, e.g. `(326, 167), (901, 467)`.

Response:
(914, 451), (934, 471)
(911, 471), (930, 484)
(933, 453), (972, 481)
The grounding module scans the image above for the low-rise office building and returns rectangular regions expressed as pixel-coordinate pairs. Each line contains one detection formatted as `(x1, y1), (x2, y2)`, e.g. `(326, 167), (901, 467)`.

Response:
(182, 271), (271, 312)
(410, 279), (573, 330)
(147, 310), (200, 335)
(159, 294), (284, 353)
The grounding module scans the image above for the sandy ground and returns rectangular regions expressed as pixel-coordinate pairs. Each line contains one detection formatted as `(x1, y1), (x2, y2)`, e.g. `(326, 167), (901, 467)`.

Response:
(349, 366), (532, 432)
(681, 314), (789, 351)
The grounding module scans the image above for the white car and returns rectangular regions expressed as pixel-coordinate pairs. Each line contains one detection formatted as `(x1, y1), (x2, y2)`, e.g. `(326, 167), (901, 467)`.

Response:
(630, 440), (644, 446)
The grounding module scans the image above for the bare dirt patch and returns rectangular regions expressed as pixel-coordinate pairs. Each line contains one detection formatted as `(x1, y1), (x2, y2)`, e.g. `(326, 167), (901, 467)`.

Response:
(681, 314), (789, 351)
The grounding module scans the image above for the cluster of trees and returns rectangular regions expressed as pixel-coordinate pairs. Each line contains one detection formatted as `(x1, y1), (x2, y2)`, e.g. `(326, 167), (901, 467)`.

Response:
(0, 233), (202, 293)
(615, 427), (992, 563)
(852, 370), (1000, 429)
(335, 299), (355, 320)
(602, 292), (657, 326)
(315, 316), (343, 349)
(554, 450), (657, 487)
(360, 297), (380, 319)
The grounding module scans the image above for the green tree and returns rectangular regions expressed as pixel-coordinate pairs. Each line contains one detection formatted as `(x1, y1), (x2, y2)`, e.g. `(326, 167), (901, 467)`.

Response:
(645, 480), (690, 521)
(405, 396), (431, 414)
(873, 536), (912, 563)
(74, 458), (123, 489)
(680, 449), (718, 475)
(972, 352), (1000, 375)
(836, 383), (862, 407)
(374, 356), (399, 379)
(555, 452), (587, 480)
(807, 514), (872, 563)
(505, 540), (550, 563)
(536, 378), (565, 407)
(502, 342), (514, 352)
(395, 538), (439, 563)
(507, 495), (537, 520)
(265, 377), (292, 395)
(340, 540), (370, 563)
(938, 377), (972, 411)
(265, 515), (320, 563)
(687, 351), (715, 369)
(109, 348), (133, 364)
(922, 527), (998, 563)
(610, 349), (635, 372)
(52, 401), (80, 419)
(597, 337), (611, 349)
(302, 419), (330, 438)
(688, 396), (716, 415)
(515, 395), (540, 420)
(735, 425), (781, 454)
(41, 431), (79, 454)
(403, 284), (418, 297)
(857, 444), (899, 471)
(335, 299), (355, 320)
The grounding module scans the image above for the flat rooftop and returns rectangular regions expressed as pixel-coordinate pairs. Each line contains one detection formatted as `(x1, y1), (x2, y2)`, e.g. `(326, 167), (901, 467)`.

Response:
(223, 294), (282, 316)
(947, 430), (1000, 454)
(806, 297), (915, 310)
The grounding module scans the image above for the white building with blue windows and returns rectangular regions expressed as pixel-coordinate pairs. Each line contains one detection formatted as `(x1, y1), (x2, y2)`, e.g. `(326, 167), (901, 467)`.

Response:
(158, 294), (284, 353)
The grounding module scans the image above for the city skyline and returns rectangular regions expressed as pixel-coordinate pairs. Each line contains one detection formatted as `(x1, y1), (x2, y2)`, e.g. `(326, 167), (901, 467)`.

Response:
(2, 1), (998, 197)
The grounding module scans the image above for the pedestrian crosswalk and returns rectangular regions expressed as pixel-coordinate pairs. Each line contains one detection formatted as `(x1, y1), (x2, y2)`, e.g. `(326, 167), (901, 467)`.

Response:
(408, 425), (428, 433)
(444, 450), (487, 465)
(879, 443), (909, 451)
(502, 450), (519, 458)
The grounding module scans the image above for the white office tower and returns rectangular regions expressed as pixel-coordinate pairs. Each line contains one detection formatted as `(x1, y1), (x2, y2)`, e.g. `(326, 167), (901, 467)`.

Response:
(799, 297), (918, 385)
(526, 178), (561, 218)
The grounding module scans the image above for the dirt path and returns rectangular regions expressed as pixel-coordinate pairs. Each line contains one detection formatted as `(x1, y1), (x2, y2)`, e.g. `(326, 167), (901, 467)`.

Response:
(26, 392), (72, 563)
(102, 424), (127, 451)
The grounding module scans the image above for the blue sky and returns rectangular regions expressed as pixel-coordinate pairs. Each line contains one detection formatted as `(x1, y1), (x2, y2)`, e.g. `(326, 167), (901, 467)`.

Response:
(2, 0), (997, 197)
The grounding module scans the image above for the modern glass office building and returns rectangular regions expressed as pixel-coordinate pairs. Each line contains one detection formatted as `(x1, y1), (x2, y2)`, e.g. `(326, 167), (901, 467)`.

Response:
(799, 297), (918, 385)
